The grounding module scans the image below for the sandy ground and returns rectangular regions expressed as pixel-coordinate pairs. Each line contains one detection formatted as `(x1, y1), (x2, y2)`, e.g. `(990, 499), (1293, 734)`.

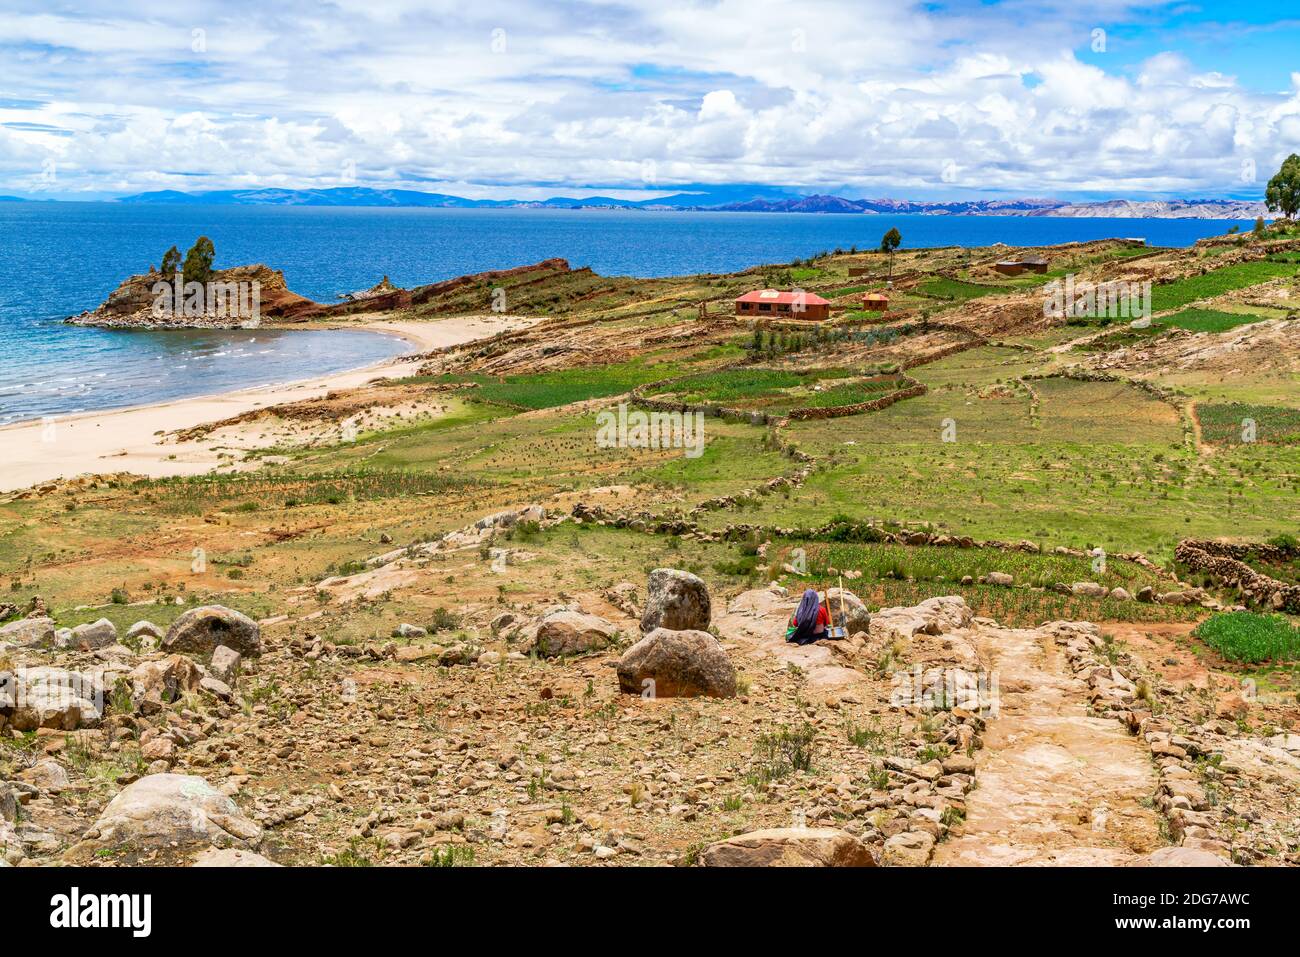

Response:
(0, 315), (537, 493)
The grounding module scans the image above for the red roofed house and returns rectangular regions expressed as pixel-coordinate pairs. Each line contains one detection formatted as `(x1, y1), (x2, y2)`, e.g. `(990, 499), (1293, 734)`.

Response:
(734, 288), (831, 321)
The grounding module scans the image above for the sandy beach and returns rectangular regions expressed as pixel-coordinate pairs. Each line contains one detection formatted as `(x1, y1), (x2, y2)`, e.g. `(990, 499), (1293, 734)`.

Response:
(0, 314), (537, 493)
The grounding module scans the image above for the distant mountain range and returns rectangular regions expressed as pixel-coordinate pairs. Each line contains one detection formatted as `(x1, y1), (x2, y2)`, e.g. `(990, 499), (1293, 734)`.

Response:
(9, 186), (1274, 219)
(111, 184), (783, 210)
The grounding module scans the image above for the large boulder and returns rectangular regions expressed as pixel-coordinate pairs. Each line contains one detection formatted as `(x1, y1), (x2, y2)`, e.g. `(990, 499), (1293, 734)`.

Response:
(617, 628), (736, 698)
(640, 568), (711, 633)
(128, 655), (203, 712)
(701, 828), (875, 867)
(163, 605), (260, 658)
(0, 616), (55, 648)
(5, 667), (106, 731)
(532, 610), (617, 658)
(71, 618), (118, 651)
(82, 774), (262, 852)
(825, 588), (871, 634)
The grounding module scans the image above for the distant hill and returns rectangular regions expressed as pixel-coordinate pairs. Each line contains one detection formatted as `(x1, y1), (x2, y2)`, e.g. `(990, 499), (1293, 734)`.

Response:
(0, 195), (28, 202)
(111, 186), (1273, 219)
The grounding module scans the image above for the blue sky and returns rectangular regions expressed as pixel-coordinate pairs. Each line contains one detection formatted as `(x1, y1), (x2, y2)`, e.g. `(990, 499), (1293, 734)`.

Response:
(1, 0), (1297, 201)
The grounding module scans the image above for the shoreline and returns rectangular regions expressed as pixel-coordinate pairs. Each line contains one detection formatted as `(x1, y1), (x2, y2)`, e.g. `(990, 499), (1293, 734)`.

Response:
(0, 314), (537, 493)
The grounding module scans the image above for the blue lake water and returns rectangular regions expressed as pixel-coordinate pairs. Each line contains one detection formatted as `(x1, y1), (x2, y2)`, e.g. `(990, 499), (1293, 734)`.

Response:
(0, 201), (1252, 425)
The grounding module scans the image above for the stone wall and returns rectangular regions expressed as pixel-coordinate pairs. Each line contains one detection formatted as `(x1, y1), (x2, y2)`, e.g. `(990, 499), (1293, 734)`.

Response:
(1175, 540), (1300, 613)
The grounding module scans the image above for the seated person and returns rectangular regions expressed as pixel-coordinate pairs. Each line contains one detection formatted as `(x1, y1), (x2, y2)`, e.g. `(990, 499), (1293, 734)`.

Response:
(786, 588), (830, 645)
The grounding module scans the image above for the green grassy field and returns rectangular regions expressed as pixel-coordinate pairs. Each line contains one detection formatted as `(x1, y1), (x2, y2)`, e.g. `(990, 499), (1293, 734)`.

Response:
(1158, 307), (1275, 333)
(1195, 612), (1300, 664)
(1197, 402), (1300, 445)
(642, 367), (906, 412)
(687, 346), (1300, 560)
(1151, 260), (1297, 312)
(917, 277), (1015, 300)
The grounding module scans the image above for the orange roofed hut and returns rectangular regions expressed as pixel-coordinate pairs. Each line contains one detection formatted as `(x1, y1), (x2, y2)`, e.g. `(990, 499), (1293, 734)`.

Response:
(734, 288), (831, 321)
(861, 292), (889, 312)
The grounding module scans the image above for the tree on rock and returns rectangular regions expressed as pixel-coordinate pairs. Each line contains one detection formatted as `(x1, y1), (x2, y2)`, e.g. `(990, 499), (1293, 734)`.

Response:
(1265, 153), (1300, 221)
(159, 245), (181, 276)
(182, 236), (216, 285)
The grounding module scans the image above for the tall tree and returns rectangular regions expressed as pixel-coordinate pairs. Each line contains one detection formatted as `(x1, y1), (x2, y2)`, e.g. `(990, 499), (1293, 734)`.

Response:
(880, 227), (902, 280)
(1265, 153), (1300, 221)
(159, 245), (181, 276)
(182, 236), (216, 285)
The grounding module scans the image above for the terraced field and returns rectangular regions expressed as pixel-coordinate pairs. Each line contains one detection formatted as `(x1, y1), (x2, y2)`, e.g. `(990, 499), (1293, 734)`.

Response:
(642, 367), (909, 412)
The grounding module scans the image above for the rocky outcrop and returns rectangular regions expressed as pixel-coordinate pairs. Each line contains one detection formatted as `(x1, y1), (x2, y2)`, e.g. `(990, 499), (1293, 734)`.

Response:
(617, 628), (737, 698)
(163, 605), (261, 658)
(869, 596), (972, 643)
(66, 264), (319, 329)
(640, 568), (711, 633)
(701, 828), (875, 866)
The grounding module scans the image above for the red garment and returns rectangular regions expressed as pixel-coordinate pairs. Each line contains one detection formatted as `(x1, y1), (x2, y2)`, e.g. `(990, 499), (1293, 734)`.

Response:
(788, 605), (831, 629)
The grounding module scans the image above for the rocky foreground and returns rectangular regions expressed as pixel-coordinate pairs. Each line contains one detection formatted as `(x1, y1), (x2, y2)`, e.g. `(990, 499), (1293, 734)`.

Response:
(3, 505), (1298, 867)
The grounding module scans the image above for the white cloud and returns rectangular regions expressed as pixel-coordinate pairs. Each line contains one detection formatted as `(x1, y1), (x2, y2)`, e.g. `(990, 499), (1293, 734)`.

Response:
(0, 0), (1295, 198)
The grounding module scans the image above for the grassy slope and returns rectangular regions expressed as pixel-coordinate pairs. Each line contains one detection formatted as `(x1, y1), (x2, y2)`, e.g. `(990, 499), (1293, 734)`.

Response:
(4, 239), (1298, 633)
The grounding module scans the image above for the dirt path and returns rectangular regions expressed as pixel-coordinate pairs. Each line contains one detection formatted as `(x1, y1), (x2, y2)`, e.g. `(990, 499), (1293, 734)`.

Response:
(933, 622), (1163, 866)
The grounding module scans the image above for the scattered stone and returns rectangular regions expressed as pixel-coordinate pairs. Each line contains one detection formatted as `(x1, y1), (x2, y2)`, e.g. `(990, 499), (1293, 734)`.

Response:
(199, 676), (234, 701)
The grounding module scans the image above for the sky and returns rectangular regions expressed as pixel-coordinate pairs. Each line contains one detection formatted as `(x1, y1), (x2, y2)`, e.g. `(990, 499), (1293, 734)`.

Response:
(1, 0), (1298, 202)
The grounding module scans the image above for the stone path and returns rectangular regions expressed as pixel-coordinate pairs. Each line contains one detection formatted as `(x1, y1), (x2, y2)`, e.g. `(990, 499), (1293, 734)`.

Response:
(933, 621), (1163, 866)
